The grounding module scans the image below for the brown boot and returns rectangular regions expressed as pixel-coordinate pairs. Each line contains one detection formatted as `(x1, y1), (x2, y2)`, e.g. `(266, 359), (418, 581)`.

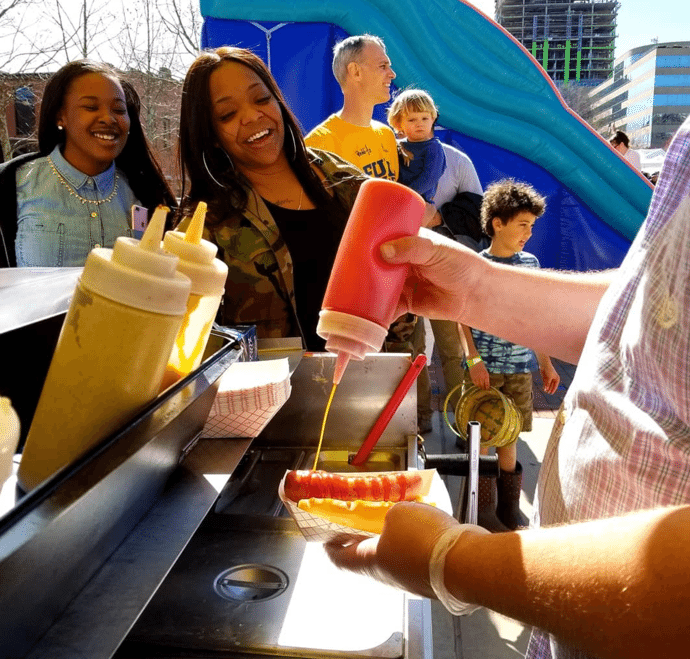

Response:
(496, 462), (530, 530)
(476, 476), (510, 533)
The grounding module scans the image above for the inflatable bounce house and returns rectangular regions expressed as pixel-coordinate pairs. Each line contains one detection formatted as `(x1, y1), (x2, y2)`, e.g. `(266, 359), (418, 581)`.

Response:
(199, 0), (654, 271)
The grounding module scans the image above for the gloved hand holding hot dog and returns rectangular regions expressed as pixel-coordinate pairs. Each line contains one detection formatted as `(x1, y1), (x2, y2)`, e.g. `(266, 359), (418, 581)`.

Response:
(279, 469), (448, 540)
(324, 501), (489, 616)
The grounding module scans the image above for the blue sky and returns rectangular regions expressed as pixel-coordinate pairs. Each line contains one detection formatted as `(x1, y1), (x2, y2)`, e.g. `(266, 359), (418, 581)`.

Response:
(469, 0), (688, 60)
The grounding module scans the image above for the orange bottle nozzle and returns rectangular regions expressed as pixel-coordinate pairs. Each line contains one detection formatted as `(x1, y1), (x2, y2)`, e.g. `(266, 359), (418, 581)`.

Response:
(185, 201), (207, 244)
(140, 205), (169, 251)
(333, 351), (351, 385)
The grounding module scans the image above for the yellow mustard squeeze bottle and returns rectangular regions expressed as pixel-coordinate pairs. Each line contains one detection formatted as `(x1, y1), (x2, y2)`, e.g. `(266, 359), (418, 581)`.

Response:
(17, 206), (191, 492)
(159, 201), (228, 391)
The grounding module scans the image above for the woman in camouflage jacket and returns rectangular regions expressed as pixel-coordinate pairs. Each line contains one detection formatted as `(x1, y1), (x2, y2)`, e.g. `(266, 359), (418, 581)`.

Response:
(177, 47), (366, 350)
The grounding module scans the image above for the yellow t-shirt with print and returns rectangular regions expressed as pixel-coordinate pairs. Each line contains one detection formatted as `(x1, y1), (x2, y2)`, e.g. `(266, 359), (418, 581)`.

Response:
(305, 114), (398, 181)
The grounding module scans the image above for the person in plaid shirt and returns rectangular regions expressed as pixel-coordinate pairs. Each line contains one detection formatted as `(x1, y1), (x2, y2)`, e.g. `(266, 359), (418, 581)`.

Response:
(325, 117), (690, 659)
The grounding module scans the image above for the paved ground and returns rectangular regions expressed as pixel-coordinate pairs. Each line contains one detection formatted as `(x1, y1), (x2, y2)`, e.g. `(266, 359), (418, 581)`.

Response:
(420, 320), (576, 659)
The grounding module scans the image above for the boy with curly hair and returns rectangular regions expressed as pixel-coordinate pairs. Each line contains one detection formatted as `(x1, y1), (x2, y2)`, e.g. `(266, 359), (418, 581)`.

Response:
(461, 179), (560, 532)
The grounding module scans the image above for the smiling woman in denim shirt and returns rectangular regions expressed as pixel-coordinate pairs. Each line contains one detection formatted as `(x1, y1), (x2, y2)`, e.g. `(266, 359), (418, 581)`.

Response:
(0, 60), (175, 268)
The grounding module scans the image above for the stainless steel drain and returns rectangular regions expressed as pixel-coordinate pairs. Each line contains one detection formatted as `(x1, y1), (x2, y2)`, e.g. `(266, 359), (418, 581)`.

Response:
(214, 564), (289, 602)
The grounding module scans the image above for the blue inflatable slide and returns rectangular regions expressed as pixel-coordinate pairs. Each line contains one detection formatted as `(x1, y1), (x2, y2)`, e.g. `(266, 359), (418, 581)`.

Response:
(199, 0), (654, 271)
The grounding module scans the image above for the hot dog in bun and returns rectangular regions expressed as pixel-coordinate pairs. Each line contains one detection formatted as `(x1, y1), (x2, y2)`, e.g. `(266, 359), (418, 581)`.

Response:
(283, 470), (424, 534)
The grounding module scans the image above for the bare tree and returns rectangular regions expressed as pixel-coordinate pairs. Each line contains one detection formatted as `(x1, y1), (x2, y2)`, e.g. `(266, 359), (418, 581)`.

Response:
(557, 82), (597, 128)
(107, 0), (201, 193)
(157, 0), (203, 67)
(0, 0), (50, 158)
(1, 0), (62, 71)
(113, 0), (200, 78)
(0, 0), (200, 177)
(48, 0), (117, 62)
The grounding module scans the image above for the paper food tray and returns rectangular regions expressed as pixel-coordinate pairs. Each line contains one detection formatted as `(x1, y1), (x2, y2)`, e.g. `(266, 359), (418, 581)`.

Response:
(202, 358), (291, 438)
(278, 469), (452, 543)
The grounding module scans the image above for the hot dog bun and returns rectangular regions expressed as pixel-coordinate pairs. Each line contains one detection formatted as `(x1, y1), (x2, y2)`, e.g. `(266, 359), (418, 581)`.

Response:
(297, 498), (396, 534)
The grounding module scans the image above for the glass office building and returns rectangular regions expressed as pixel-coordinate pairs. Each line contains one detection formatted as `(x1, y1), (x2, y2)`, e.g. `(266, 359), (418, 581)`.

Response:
(589, 42), (690, 148)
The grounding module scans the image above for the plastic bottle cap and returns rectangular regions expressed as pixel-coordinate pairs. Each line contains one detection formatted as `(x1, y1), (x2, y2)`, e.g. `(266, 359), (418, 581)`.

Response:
(317, 309), (388, 360)
(163, 202), (228, 296)
(79, 205), (191, 316)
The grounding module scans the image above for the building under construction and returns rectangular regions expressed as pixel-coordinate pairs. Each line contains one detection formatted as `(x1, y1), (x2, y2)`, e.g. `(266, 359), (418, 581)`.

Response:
(496, 0), (619, 84)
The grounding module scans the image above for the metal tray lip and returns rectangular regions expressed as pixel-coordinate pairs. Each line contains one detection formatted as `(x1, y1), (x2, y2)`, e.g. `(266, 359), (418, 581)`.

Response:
(0, 338), (242, 536)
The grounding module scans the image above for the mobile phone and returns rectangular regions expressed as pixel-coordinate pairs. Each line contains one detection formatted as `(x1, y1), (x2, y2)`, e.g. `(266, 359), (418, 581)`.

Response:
(131, 205), (148, 235)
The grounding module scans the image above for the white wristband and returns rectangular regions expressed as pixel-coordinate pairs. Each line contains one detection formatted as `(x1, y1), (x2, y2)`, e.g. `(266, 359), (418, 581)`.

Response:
(428, 525), (489, 616)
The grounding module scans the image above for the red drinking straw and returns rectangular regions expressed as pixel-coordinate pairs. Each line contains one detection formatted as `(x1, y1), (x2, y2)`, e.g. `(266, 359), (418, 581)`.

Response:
(350, 353), (427, 466)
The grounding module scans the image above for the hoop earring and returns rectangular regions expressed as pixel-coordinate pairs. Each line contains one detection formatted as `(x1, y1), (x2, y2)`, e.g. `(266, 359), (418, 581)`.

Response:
(221, 147), (235, 172)
(202, 151), (226, 188)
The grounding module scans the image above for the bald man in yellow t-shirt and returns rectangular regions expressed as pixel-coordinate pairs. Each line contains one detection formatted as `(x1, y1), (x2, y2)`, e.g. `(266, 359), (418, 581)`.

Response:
(307, 35), (441, 434)
(305, 35), (398, 181)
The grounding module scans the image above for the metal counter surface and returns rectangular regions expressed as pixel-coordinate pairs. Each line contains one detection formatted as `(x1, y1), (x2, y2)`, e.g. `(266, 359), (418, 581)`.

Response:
(258, 351), (418, 449)
(115, 353), (433, 659)
(1, 349), (432, 659)
(0, 337), (247, 659)
(24, 438), (252, 659)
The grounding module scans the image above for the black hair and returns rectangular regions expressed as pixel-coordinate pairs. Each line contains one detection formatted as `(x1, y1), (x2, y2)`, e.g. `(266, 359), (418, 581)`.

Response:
(177, 46), (347, 225)
(610, 130), (630, 148)
(38, 59), (176, 217)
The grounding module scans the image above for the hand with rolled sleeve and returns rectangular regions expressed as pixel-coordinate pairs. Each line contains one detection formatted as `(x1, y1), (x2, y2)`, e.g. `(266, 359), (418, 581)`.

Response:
(325, 122), (690, 658)
(379, 229), (612, 364)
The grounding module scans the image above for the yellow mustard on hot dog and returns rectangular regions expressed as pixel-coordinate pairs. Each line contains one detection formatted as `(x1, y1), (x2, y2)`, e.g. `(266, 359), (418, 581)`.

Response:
(297, 498), (396, 534)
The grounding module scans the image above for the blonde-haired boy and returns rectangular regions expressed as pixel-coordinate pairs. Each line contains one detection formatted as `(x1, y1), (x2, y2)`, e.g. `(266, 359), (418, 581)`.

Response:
(387, 89), (446, 203)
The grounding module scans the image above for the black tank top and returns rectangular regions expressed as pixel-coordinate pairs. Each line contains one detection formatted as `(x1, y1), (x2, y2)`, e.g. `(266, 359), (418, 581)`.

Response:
(263, 199), (342, 351)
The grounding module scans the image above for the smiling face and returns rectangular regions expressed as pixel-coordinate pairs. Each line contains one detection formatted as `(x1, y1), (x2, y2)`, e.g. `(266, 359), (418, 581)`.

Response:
(209, 61), (286, 175)
(491, 210), (537, 257)
(356, 42), (396, 105)
(399, 110), (435, 142)
(56, 72), (130, 176)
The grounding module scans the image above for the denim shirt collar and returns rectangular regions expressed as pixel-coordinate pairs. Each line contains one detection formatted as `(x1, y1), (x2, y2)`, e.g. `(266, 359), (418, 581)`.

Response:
(49, 145), (117, 195)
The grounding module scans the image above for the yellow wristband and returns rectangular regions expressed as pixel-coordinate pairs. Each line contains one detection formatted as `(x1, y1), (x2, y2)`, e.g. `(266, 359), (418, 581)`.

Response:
(466, 356), (483, 368)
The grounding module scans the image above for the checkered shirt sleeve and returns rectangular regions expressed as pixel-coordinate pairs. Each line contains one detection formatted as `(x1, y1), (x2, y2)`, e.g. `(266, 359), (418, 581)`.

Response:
(528, 118), (690, 659)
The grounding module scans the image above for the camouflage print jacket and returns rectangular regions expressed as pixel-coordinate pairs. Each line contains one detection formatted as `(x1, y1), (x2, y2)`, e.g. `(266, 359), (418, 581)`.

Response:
(204, 148), (365, 345)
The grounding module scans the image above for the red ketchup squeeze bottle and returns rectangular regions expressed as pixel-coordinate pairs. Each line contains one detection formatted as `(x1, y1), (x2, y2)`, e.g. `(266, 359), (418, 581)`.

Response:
(316, 178), (425, 384)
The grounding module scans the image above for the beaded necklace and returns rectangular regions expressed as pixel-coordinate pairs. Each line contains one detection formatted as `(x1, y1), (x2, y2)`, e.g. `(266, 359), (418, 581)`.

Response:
(48, 155), (119, 206)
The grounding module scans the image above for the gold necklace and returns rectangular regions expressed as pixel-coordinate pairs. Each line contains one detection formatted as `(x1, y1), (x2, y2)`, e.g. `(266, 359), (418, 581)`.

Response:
(48, 156), (119, 206)
(297, 187), (303, 211)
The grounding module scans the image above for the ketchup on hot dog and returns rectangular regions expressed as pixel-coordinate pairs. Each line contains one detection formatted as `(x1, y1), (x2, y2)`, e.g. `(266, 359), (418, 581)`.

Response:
(284, 470), (423, 503)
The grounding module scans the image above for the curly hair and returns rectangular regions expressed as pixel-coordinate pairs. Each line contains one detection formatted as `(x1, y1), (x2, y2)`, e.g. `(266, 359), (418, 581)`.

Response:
(480, 179), (546, 237)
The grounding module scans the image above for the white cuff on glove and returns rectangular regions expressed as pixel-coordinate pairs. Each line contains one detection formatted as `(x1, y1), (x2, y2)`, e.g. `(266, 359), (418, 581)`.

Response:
(428, 525), (490, 616)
